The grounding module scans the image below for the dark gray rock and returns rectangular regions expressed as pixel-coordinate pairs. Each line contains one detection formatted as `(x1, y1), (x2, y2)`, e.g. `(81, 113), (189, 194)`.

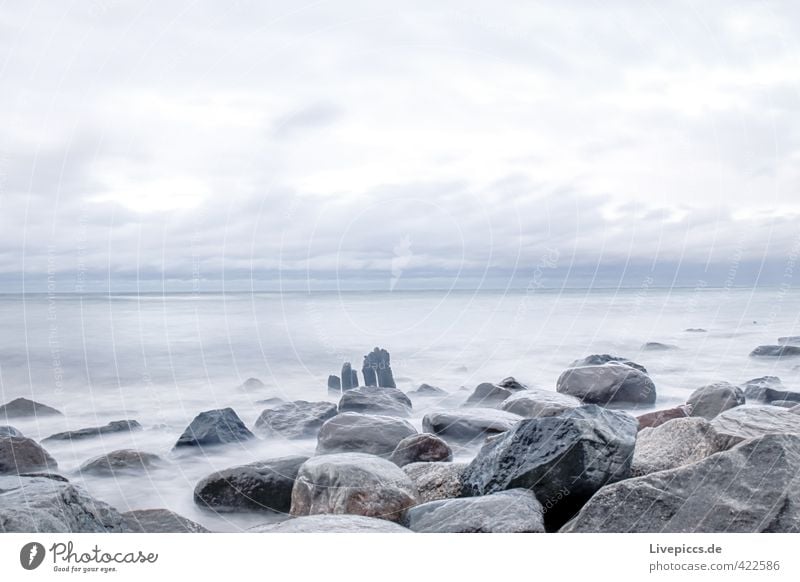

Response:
(632, 417), (725, 476)
(174, 408), (254, 449)
(255, 401), (338, 439)
(569, 354), (648, 374)
(123, 509), (209, 533)
(779, 336), (800, 345)
(422, 408), (522, 442)
(254, 514), (411, 532)
(43, 420), (142, 443)
(327, 375), (341, 395)
(0, 426), (23, 438)
(351, 369), (359, 387)
(710, 405), (800, 448)
(0, 475), (128, 532)
(464, 382), (514, 407)
(403, 489), (545, 533)
(194, 455), (308, 513)
(557, 362), (656, 406)
(743, 376), (800, 403)
(389, 433), (452, 467)
(341, 362), (355, 390)
(500, 388), (581, 418)
(498, 377), (528, 391)
(641, 342), (678, 351)
(750, 345), (800, 358)
(0, 437), (58, 475)
(461, 405), (637, 530)
(338, 385), (412, 417)
(687, 382), (745, 420)
(402, 462), (467, 503)
(291, 453), (418, 522)
(237, 377), (265, 391)
(316, 412), (417, 456)
(362, 347), (396, 388)
(0, 398), (62, 419)
(636, 405), (692, 430)
(408, 383), (448, 397)
(79, 450), (165, 476)
(561, 434), (800, 532)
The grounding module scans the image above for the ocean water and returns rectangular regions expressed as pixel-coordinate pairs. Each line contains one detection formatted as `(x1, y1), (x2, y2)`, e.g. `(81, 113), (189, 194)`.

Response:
(1, 287), (799, 531)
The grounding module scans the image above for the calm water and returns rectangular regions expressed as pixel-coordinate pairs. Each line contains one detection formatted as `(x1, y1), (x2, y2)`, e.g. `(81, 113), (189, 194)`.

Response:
(1, 288), (798, 530)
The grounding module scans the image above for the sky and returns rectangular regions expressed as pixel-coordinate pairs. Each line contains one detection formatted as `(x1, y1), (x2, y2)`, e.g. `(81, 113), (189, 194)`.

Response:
(1, 0), (799, 292)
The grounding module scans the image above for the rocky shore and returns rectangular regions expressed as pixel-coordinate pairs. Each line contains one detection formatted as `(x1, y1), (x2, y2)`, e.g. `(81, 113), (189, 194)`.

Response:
(2, 341), (800, 533)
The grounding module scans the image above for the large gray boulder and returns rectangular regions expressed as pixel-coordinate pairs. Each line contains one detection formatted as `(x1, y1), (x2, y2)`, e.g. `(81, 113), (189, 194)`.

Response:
(556, 362), (656, 406)
(686, 382), (745, 420)
(291, 453), (419, 522)
(569, 354), (647, 373)
(750, 345), (800, 358)
(388, 433), (452, 467)
(0, 437), (58, 475)
(464, 383), (515, 407)
(561, 434), (800, 532)
(123, 509), (209, 533)
(402, 462), (467, 503)
(174, 408), (254, 449)
(194, 455), (308, 513)
(500, 388), (582, 418)
(43, 420), (142, 442)
(255, 401), (338, 439)
(0, 398), (62, 419)
(636, 405), (691, 430)
(710, 405), (800, 448)
(403, 489), (545, 533)
(422, 408), (522, 442)
(461, 405), (637, 530)
(316, 412), (416, 457)
(338, 386), (412, 417)
(0, 475), (128, 532)
(743, 376), (800, 404)
(0, 426), (23, 438)
(254, 514), (411, 533)
(79, 450), (164, 476)
(631, 417), (725, 476)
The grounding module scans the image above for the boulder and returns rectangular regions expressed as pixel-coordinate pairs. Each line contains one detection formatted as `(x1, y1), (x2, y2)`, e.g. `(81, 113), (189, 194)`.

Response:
(461, 405), (637, 530)
(561, 434), (800, 532)
(500, 388), (581, 418)
(687, 382), (745, 420)
(464, 382), (514, 407)
(43, 420), (142, 442)
(291, 453), (418, 522)
(0, 437), (58, 475)
(0, 397), (62, 419)
(0, 426), (23, 438)
(569, 354), (647, 373)
(408, 383), (448, 397)
(497, 377), (527, 391)
(0, 475), (128, 532)
(710, 405), (800, 448)
(743, 376), (800, 404)
(174, 408), (254, 449)
(402, 462), (467, 503)
(422, 408), (522, 442)
(636, 405), (691, 430)
(194, 455), (308, 513)
(750, 345), (800, 358)
(389, 433), (452, 467)
(316, 412), (416, 456)
(79, 450), (164, 476)
(641, 342), (678, 351)
(631, 417), (725, 476)
(237, 377), (265, 391)
(778, 336), (800, 345)
(255, 401), (338, 439)
(123, 509), (209, 533)
(254, 514), (411, 533)
(403, 489), (545, 533)
(362, 347), (396, 388)
(556, 362), (656, 406)
(338, 386), (412, 417)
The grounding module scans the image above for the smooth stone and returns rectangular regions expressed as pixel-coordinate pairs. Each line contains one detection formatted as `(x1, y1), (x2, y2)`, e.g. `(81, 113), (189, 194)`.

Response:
(743, 376), (800, 404)
(710, 405), (800, 448)
(338, 386), (412, 417)
(174, 408), (254, 449)
(0, 397), (62, 419)
(291, 453), (418, 522)
(389, 433), (452, 467)
(123, 509), (209, 533)
(687, 382), (745, 420)
(402, 462), (467, 503)
(463, 382), (514, 407)
(0, 426), (23, 438)
(403, 489), (545, 533)
(569, 354), (648, 373)
(254, 514), (411, 533)
(750, 345), (800, 358)
(500, 388), (581, 418)
(631, 417), (725, 476)
(43, 420), (142, 442)
(316, 412), (417, 457)
(778, 336), (800, 345)
(641, 342), (678, 351)
(461, 405), (637, 530)
(557, 362), (656, 406)
(0, 437), (58, 475)
(237, 377), (265, 391)
(422, 408), (522, 442)
(561, 434), (800, 532)
(194, 455), (308, 513)
(408, 383), (448, 396)
(636, 405), (692, 430)
(0, 475), (128, 532)
(79, 450), (164, 476)
(255, 401), (338, 439)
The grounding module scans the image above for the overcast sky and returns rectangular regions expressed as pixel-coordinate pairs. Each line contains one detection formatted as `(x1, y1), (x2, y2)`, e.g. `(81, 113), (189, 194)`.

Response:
(1, 0), (799, 292)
